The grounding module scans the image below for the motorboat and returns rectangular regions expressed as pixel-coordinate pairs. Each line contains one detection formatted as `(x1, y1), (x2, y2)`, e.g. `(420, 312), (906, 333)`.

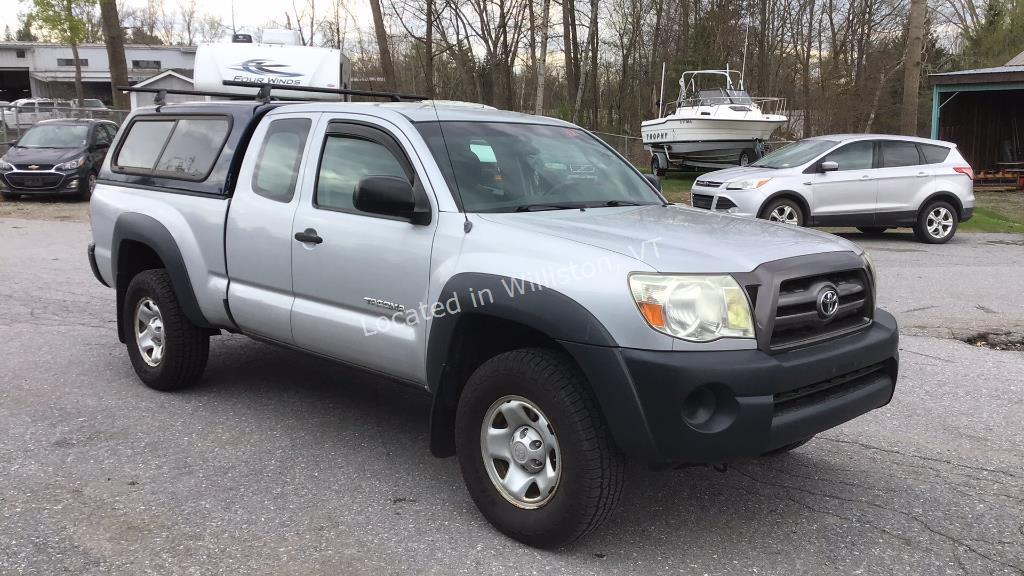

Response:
(642, 69), (787, 172)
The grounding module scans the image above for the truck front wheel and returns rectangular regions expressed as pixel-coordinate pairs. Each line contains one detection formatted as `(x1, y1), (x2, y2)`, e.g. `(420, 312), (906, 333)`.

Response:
(123, 269), (209, 391)
(455, 348), (624, 548)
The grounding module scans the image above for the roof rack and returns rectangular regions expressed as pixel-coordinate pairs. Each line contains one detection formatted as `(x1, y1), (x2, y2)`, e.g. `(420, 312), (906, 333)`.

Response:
(221, 80), (429, 103)
(117, 85), (308, 105)
(118, 83), (429, 105)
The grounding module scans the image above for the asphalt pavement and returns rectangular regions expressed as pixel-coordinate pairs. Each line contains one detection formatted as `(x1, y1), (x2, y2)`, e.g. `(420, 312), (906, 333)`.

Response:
(1, 218), (1022, 575)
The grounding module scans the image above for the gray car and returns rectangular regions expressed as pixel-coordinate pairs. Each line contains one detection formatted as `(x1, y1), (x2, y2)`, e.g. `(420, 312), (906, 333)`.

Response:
(89, 96), (900, 547)
(689, 134), (976, 243)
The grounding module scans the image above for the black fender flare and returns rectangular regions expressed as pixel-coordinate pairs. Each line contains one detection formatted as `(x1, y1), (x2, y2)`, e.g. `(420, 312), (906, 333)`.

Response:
(425, 273), (657, 459)
(112, 213), (213, 342)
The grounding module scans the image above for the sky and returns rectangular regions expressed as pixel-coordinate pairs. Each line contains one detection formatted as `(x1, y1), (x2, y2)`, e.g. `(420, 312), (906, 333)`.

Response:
(2, 0), (376, 44)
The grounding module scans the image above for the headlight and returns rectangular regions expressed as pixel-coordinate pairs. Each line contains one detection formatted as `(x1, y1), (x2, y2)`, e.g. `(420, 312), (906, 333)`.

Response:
(0, 158), (12, 171)
(726, 178), (771, 190)
(629, 274), (755, 342)
(55, 156), (86, 171)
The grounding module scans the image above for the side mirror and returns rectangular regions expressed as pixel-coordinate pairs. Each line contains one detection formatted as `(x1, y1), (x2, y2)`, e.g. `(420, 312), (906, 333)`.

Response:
(820, 161), (839, 172)
(644, 173), (662, 191)
(353, 175), (430, 224)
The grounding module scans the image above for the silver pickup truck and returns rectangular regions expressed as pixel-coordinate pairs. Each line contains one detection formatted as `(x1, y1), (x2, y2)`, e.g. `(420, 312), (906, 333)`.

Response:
(89, 96), (899, 547)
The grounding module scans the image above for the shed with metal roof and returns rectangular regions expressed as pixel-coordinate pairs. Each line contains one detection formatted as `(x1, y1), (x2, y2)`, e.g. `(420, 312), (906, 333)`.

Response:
(928, 51), (1024, 174)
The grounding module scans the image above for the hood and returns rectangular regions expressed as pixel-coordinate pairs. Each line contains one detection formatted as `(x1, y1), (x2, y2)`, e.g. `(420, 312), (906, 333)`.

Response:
(3, 145), (85, 166)
(698, 165), (788, 183)
(476, 205), (860, 273)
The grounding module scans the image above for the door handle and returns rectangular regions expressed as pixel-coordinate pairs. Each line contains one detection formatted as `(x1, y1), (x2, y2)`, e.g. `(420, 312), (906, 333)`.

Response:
(917, 172), (928, 177)
(860, 175), (871, 180)
(294, 229), (323, 244)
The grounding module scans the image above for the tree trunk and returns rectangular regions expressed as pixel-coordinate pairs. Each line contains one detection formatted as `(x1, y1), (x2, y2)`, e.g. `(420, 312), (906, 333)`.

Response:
(534, 0), (550, 114)
(562, 0), (578, 107)
(70, 42), (84, 106)
(99, 0), (130, 110)
(864, 60), (903, 132)
(369, 0), (396, 90)
(425, 0), (435, 97)
(900, 0), (926, 135)
(588, 0), (598, 128)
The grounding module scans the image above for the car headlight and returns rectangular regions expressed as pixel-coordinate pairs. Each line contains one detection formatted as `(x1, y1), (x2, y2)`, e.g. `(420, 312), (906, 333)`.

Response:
(0, 158), (12, 171)
(55, 156), (86, 171)
(726, 178), (771, 190)
(629, 274), (755, 341)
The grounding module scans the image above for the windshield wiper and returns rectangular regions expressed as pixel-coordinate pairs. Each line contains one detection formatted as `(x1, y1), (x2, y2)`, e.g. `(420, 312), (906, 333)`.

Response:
(601, 200), (644, 207)
(515, 203), (585, 212)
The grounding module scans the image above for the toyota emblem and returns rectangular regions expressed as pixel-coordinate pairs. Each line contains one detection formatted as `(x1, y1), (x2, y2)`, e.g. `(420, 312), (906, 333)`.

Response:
(817, 286), (840, 320)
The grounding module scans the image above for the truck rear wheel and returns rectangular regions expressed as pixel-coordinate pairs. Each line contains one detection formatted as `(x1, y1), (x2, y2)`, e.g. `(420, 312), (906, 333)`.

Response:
(123, 269), (209, 391)
(455, 348), (624, 548)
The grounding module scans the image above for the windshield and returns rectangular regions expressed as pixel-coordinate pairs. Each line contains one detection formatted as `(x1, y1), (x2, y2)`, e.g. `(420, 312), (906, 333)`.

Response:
(17, 125), (89, 148)
(417, 122), (662, 213)
(752, 139), (838, 169)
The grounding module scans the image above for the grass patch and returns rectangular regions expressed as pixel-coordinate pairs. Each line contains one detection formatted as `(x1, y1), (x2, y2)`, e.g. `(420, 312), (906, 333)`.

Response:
(961, 205), (1024, 233)
(655, 172), (697, 204)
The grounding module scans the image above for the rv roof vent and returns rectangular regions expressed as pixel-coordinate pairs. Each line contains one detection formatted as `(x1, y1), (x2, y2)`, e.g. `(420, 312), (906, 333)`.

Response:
(232, 34), (253, 43)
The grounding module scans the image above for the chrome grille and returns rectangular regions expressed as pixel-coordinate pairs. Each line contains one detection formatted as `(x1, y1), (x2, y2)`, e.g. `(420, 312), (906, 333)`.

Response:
(694, 180), (723, 188)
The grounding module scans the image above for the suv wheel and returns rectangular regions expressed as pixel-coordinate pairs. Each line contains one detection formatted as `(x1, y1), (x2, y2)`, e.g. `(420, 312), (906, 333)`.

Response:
(761, 198), (804, 226)
(455, 348), (624, 548)
(123, 269), (210, 391)
(857, 226), (888, 235)
(914, 200), (958, 244)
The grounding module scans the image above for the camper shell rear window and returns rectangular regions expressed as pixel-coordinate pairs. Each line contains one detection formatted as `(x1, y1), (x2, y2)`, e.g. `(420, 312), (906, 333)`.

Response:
(112, 114), (232, 182)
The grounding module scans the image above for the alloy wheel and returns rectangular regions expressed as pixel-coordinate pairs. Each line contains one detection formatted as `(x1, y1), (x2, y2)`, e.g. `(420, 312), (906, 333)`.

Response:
(926, 206), (954, 239)
(769, 205), (799, 225)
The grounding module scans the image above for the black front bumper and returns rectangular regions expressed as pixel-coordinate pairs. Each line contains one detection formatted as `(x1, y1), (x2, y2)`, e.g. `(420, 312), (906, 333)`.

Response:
(563, 310), (899, 464)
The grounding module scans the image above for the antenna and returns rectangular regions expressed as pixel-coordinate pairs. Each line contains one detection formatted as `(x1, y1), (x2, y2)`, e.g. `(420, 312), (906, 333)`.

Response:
(658, 62), (666, 118)
(427, 100), (472, 232)
(740, 21), (749, 90)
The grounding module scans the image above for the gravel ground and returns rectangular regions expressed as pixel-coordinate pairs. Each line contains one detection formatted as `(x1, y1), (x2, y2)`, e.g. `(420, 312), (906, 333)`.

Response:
(0, 215), (1022, 575)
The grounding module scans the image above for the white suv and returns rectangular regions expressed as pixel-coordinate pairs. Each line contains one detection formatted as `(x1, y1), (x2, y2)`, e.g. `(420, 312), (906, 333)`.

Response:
(689, 134), (975, 243)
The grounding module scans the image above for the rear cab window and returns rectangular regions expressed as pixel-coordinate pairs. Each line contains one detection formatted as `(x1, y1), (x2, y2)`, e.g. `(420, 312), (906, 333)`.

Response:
(112, 116), (231, 181)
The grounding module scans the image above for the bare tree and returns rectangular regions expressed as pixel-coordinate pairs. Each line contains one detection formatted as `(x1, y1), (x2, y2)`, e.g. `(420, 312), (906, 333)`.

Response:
(370, 0), (398, 89)
(534, 0), (551, 113)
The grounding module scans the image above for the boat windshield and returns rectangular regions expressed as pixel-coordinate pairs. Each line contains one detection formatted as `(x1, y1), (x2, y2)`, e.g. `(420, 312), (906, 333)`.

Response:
(416, 121), (663, 213)
(751, 139), (838, 169)
(691, 88), (754, 106)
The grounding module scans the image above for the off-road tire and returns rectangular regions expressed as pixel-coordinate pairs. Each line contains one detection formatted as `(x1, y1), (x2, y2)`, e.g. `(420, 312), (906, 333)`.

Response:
(123, 269), (209, 391)
(455, 348), (625, 548)
(914, 200), (958, 244)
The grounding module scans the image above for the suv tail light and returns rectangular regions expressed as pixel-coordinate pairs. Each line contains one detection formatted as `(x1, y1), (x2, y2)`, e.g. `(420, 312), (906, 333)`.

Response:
(953, 166), (974, 180)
